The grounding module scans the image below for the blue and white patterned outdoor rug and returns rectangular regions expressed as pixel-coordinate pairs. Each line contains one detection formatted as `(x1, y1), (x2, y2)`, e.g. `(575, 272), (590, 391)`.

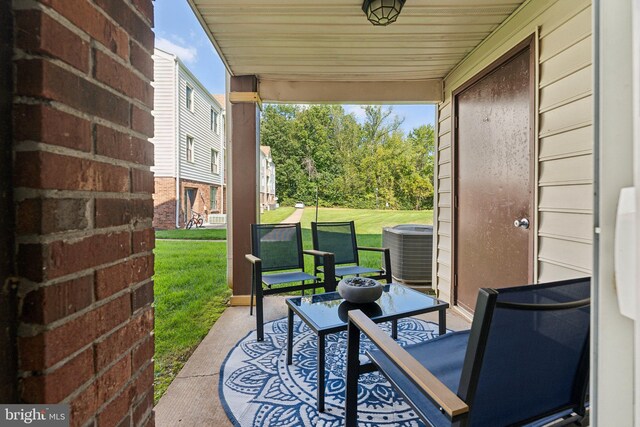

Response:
(219, 316), (444, 426)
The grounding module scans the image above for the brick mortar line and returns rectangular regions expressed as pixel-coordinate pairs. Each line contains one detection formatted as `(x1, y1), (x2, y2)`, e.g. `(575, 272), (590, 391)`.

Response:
(122, 0), (154, 30)
(13, 0), (90, 43)
(14, 251), (154, 297)
(91, 358), (155, 421)
(13, 188), (154, 202)
(57, 341), (154, 419)
(17, 323), (154, 400)
(14, 252), (154, 304)
(14, 49), (153, 112)
(15, 222), (154, 245)
(17, 277), (154, 337)
(17, 325), (142, 383)
(85, 0), (151, 48)
(130, 280), (154, 304)
(137, 407), (154, 427)
(130, 34), (155, 58)
(14, 0), (153, 59)
(90, 37), (152, 85)
(18, 309), (153, 378)
(14, 97), (154, 141)
(14, 139), (154, 171)
(127, 397), (155, 427)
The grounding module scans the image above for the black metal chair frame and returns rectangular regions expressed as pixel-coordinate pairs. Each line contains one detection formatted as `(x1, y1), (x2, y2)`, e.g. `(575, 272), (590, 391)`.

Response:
(345, 277), (591, 427)
(245, 223), (337, 342)
(311, 220), (392, 283)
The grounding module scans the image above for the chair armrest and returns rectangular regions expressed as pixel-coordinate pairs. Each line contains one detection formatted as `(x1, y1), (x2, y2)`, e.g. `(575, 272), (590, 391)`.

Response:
(245, 254), (261, 264)
(357, 246), (389, 253)
(304, 250), (337, 292)
(348, 310), (469, 419)
(303, 249), (333, 257)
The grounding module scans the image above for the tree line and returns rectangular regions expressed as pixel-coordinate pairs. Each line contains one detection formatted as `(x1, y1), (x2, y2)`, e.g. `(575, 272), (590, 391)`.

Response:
(261, 104), (435, 210)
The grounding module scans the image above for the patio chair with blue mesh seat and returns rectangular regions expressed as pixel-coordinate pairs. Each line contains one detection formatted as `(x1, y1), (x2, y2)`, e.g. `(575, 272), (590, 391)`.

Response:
(246, 222), (337, 342)
(311, 220), (392, 283)
(345, 277), (590, 427)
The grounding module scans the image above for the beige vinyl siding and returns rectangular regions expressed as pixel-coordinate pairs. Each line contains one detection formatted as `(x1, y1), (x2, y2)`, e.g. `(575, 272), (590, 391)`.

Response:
(435, 0), (593, 305)
(151, 52), (177, 177)
(536, 1), (593, 277)
(436, 100), (452, 302)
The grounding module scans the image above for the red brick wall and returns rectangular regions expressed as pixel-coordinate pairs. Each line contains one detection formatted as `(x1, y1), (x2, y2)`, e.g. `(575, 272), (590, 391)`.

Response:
(153, 178), (223, 229)
(153, 177), (177, 229)
(12, 1), (155, 426)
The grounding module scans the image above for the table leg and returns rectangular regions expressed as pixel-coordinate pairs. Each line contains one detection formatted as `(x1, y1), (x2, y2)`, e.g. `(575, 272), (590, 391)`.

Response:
(439, 307), (447, 336)
(287, 307), (294, 365)
(345, 319), (361, 427)
(317, 333), (326, 412)
(391, 319), (398, 340)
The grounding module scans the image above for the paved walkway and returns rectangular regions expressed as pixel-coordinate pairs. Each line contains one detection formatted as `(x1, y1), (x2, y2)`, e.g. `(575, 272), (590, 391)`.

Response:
(281, 207), (304, 223)
(153, 297), (470, 426)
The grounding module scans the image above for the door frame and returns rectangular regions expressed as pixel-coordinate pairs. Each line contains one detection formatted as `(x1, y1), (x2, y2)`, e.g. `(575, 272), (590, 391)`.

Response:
(451, 35), (537, 311)
(184, 187), (197, 221)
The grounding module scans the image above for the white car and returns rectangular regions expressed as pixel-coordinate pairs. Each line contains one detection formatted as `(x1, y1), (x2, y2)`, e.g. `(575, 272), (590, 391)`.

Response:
(294, 202), (305, 209)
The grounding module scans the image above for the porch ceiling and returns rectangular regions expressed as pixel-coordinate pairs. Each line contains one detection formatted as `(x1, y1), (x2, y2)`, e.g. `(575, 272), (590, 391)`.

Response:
(188, 0), (526, 83)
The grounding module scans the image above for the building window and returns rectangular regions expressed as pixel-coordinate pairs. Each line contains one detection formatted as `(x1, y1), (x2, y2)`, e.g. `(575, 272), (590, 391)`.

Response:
(211, 109), (219, 133)
(210, 187), (218, 211)
(211, 149), (219, 174)
(186, 136), (195, 163)
(186, 85), (194, 111)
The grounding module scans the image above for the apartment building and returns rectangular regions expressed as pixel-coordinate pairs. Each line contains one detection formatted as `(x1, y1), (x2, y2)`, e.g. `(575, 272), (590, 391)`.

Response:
(151, 49), (225, 228)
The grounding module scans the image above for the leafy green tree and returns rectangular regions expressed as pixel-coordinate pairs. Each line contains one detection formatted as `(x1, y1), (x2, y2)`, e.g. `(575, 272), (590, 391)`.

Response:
(259, 104), (435, 210)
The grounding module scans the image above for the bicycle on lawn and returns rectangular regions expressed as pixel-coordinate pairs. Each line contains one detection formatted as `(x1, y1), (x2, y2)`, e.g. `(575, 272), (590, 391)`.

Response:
(185, 211), (205, 229)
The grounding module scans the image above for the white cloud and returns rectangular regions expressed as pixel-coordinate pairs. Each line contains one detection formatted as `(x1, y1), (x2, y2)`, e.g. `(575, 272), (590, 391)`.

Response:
(156, 37), (198, 64)
(171, 34), (187, 45)
(344, 105), (367, 121)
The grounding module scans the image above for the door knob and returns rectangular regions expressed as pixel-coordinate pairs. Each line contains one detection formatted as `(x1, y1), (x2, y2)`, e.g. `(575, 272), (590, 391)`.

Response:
(514, 218), (529, 229)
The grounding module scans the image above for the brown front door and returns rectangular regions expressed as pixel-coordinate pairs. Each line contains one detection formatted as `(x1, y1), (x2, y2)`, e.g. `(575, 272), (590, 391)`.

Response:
(454, 43), (534, 313)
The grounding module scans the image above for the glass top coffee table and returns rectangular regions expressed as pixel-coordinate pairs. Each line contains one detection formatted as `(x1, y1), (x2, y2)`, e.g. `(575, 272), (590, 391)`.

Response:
(285, 283), (448, 412)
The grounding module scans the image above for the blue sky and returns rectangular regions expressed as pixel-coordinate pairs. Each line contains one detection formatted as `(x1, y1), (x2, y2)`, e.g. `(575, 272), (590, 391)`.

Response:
(155, 1), (436, 133)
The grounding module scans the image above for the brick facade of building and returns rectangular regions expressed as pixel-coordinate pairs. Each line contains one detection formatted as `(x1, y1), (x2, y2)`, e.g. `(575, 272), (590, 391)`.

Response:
(8, 1), (156, 425)
(153, 177), (224, 229)
(152, 177), (176, 229)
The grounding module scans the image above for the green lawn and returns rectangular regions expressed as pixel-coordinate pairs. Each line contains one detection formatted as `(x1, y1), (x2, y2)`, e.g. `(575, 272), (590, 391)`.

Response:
(155, 228), (226, 240)
(299, 207), (432, 272)
(261, 206), (296, 223)
(154, 207), (296, 241)
(153, 239), (229, 403)
(300, 207), (432, 234)
(152, 207), (432, 403)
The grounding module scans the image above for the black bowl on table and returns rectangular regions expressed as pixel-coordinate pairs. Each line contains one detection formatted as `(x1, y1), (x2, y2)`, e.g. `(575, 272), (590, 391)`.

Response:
(337, 277), (383, 304)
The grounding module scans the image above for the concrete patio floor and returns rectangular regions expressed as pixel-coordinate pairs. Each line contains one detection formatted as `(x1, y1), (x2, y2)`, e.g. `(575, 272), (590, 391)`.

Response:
(154, 295), (471, 427)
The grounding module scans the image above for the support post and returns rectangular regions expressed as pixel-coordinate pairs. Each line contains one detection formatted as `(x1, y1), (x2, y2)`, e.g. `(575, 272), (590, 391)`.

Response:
(228, 75), (260, 304)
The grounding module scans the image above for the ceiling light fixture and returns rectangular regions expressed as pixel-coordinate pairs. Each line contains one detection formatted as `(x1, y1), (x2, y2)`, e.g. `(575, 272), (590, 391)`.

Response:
(362, 0), (406, 26)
